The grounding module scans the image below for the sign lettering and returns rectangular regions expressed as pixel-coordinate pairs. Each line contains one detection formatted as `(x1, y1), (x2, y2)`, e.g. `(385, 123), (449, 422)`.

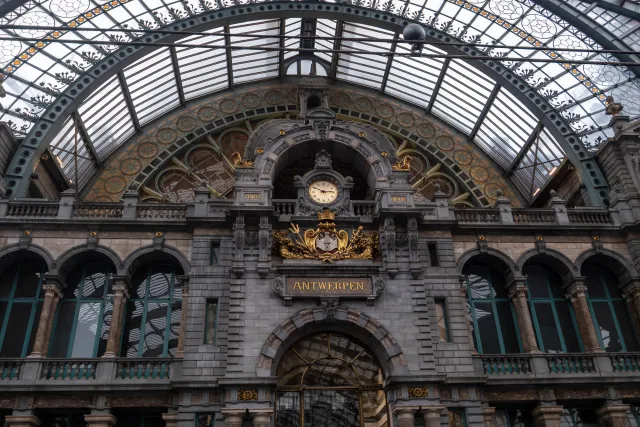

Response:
(285, 277), (372, 297)
(391, 195), (407, 203)
(245, 193), (260, 200)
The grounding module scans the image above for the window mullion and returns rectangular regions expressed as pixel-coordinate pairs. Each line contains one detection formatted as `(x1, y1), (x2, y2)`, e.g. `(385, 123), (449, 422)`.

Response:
(138, 269), (151, 358)
(509, 302), (525, 353)
(587, 299), (606, 350)
(608, 298), (628, 352)
(467, 279), (483, 354)
(92, 299), (107, 357)
(0, 268), (19, 353)
(21, 301), (40, 357)
(549, 298), (568, 353)
(528, 299), (546, 352)
(66, 270), (85, 357)
(491, 300), (507, 354)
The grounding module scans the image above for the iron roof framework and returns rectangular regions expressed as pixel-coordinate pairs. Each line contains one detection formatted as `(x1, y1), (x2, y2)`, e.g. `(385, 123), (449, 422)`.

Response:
(0, 0), (637, 205)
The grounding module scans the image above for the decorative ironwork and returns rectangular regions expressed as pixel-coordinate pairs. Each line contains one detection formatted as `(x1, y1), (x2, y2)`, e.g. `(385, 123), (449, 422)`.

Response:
(238, 389), (258, 400)
(408, 386), (429, 398)
(272, 210), (379, 263)
(231, 152), (254, 168)
(392, 156), (412, 171)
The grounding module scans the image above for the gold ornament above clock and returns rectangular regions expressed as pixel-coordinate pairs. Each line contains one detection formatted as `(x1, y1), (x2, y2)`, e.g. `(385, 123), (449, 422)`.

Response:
(308, 180), (338, 204)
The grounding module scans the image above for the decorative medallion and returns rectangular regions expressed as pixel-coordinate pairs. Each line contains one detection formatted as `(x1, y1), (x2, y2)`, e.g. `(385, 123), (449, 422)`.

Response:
(331, 91), (352, 107)
(484, 181), (504, 200)
(453, 149), (473, 166)
(417, 121), (436, 138)
(119, 158), (142, 176)
(176, 115), (197, 132)
(408, 386), (429, 398)
(197, 106), (217, 122)
(104, 176), (127, 194)
(219, 98), (239, 114)
(137, 142), (159, 159)
(264, 89), (284, 105)
(272, 210), (379, 263)
(375, 103), (395, 119)
(435, 135), (455, 151)
(286, 88), (298, 103)
(241, 92), (261, 109)
(469, 165), (490, 182)
(156, 128), (178, 145)
(354, 97), (373, 112)
(396, 112), (416, 128)
(238, 390), (258, 401)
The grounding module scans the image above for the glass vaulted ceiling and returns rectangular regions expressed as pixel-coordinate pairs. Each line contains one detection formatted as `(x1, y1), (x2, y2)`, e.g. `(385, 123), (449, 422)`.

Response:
(0, 0), (639, 200)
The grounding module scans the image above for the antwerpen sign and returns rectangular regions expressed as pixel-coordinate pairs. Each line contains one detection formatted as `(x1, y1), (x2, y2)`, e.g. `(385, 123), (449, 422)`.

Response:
(286, 277), (372, 296)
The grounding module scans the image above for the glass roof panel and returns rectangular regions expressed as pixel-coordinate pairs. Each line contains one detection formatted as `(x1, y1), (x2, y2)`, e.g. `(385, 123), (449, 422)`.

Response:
(315, 19), (337, 64)
(431, 59), (495, 134)
(284, 18), (302, 61)
(229, 19), (280, 84)
(123, 48), (180, 125)
(48, 115), (95, 188)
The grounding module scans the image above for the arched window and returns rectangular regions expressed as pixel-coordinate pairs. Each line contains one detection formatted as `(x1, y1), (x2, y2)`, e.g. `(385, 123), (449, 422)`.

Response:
(0, 259), (46, 357)
(121, 263), (182, 358)
(276, 333), (387, 427)
(49, 262), (115, 358)
(465, 265), (521, 354)
(583, 263), (639, 352)
(524, 264), (581, 353)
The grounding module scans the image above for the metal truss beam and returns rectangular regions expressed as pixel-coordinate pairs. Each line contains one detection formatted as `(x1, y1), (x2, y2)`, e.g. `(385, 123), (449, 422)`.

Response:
(426, 57), (449, 113)
(224, 25), (234, 88)
(329, 20), (344, 80)
(505, 120), (544, 177)
(72, 111), (103, 169)
(278, 18), (286, 78)
(117, 72), (141, 133)
(169, 46), (186, 106)
(380, 32), (398, 93)
(469, 83), (501, 141)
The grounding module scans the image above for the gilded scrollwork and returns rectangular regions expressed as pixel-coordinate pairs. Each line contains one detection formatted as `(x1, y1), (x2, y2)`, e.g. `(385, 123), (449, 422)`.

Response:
(272, 210), (379, 263)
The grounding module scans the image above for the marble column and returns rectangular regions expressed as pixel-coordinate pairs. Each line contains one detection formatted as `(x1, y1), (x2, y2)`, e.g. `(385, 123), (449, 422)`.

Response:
(161, 413), (178, 427)
(28, 276), (63, 358)
(421, 405), (444, 427)
(459, 277), (477, 354)
(4, 416), (41, 427)
(102, 276), (130, 358)
(596, 404), (631, 427)
(394, 406), (419, 427)
(250, 410), (273, 427)
(221, 410), (244, 427)
(565, 278), (602, 352)
(532, 406), (564, 427)
(176, 275), (190, 358)
(507, 281), (540, 353)
(84, 414), (118, 427)
(623, 281), (640, 335)
(481, 407), (496, 427)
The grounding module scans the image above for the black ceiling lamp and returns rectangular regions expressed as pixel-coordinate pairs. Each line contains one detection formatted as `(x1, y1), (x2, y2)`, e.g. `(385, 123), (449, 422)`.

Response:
(403, 23), (426, 57)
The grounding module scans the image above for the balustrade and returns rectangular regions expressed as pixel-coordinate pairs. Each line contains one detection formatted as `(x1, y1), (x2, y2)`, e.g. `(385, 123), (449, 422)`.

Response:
(455, 209), (500, 223)
(137, 204), (188, 219)
(117, 359), (171, 379)
(481, 355), (531, 374)
(512, 209), (556, 224)
(41, 360), (97, 380)
(567, 209), (612, 225)
(610, 353), (640, 372)
(6, 202), (58, 217)
(273, 199), (296, 216)
(546, 354), (596, 374)
(352, 201), (376, 216)
(73, 203), (123, 219)
(0, 360), (21, 380)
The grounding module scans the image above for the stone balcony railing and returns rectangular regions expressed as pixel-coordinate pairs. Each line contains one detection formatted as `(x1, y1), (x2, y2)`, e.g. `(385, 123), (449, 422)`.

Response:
(0, 358), (176, 389)
(475, 353), (640, 381)
(0, 194), (623, 229)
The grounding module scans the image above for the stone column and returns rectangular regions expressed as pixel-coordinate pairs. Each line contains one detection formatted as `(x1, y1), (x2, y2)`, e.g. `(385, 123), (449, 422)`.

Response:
(102, 276), (130, 358)
(421, 405), (444, 427)
(565, 278), (602, 352)
(161, 413), (178, 427)
(393, 406), (418, 427)
(221, 410), (244, 427)
(623, 282), (640, 335)
(481, 407), (496, 427)
(596, 404), (631, 427)
(84, 414), (118, 427)
(250, 410), (273, 427)
(5, 416), (41, 427)
(507, 281), (540, 353)
(532, 406), (564, 427)
(28, 276), (63, 358)
(459, 277), (477, 354)
(176, 275), (190, 358)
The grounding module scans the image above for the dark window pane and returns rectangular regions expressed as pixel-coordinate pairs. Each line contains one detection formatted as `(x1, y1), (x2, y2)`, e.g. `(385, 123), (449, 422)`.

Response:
(574, 409), (601, 427)
(0, 302), (7, 341)
(305, 389), (359, 427)
(0, 266), (17, 298)
(584, 264), (607, 298)
(448, 410), (466, 427)
(131, 269), (148, 299)
(613, 300), (639, 351)
(533, 302), (564, 352)
(556, 301), (581, 352)
(14, 271), (41, 299)
(0, 303), (32, 356)
(168, 301), (180, 356)
(205, 301), (218, 345)
(277, 392), (301, 427)
(148, 266), (172, 298)
(50, 301), (77, 357)
(97, 301), (113, 357)
(26, 301), (43, 355)
(475, 302), (502, 354)
(593, 301), (623, 352)
(198, 414), (215, 427)
(525, 267), (549, 298)
(469, 274), (493, 300)
(496, 301), (520, 353)
(70, 302), (101, 357)
(121, 300), (144, 357)
(435, 301), (448, 342)
(142, 302), (168, 357)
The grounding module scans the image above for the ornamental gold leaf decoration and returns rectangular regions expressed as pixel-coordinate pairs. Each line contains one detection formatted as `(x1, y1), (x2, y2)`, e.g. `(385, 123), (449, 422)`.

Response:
(272, 210), (379, 263)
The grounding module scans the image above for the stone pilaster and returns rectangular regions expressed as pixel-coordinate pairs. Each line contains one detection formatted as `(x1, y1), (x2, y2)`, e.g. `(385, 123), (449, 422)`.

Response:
(393, 406), (418, 427)
(507, 281), (540, 353)
(459, 277), (477, 354)
(481, 407), (496, 427)
(28, 276), (63, 358)
(161, 413), (178, 427)
(5, 416), (41, 427)
(176, 275), (190, 358)
(532, 406), (564, 427)
(250, 410), (273, 427)
(221, 410), (244, 427)
(565, 278), (602, 352)
(622, 281), (640, 336)
(596, 405), (631, 427)
(102, 276), (130, 358)
(421, 405), (445, 427)
(84, 415), (118, 427)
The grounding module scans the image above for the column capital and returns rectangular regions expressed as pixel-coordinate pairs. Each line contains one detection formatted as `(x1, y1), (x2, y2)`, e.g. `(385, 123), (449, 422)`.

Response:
(84, 414), (118, 427)
(565, 278), (588, 300)
(161, 413), (178, 427)
(41, 283), (63, 299)
(621, 278), (640, 298)
(249, 410), (273, 427)
(507, 283), (528, 300)
(221, 410), (245, 427)
(532, 406), (564, 427)
(111, 276), (131, 298)
(421, 405), (445, 416)
(5, 416), (42, 427)
(596, 404), (631, 427)
(482, 407), (496, 427)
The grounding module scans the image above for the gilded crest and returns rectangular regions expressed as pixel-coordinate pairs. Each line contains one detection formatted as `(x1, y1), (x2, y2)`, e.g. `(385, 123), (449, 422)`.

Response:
(272, 210), (379, 263)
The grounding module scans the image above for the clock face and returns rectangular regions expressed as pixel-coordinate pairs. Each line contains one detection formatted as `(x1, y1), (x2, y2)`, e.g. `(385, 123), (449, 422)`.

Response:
(309, 180), (339, 204)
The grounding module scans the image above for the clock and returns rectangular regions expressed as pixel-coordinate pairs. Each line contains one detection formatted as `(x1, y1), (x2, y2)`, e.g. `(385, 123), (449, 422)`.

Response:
(308, 180), (339, 204)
